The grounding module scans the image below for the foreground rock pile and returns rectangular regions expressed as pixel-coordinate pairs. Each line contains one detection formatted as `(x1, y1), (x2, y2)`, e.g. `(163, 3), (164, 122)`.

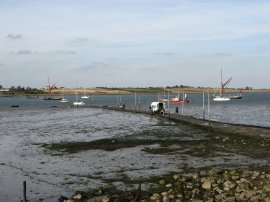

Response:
(59, 169), (270, 202)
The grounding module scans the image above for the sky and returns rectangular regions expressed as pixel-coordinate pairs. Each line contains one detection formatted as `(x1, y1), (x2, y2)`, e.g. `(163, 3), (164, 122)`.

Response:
(0, 0), (270, 89)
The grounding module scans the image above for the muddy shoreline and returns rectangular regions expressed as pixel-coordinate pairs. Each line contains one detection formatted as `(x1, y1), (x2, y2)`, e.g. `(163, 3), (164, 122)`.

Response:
(41, 107), (270, 201)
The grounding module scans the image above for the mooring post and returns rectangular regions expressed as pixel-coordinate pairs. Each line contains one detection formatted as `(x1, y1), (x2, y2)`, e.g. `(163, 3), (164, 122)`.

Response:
(182, 92), (184, 123)
(139, 95), (141, 111)
(207, 92), (211, 128)
(202, 92), (205, 119)
(23, 181), (27, 202)
(134, 92), (137, 111)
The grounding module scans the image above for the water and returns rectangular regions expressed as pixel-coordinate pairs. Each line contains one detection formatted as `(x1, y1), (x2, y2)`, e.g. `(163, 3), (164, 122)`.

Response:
(1, 93), (269, 127)
(0, 93), (269, 201)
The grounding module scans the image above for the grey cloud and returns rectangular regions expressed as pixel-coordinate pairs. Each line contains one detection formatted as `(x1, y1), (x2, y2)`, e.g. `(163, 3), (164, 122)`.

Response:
(47, 50), (77, 55)
(9, 50), (76, 55)
(210, 53), (233, 57)
(155, 52), (175, 56)
(10, 49), (32, 55)
(78, 62), (109, 71)
(7, 34), (23, 39)
(75, 38), (90, 42)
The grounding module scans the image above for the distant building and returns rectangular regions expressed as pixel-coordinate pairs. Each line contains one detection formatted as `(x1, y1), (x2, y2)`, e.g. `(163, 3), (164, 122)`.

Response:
(0, 89), (10, 92)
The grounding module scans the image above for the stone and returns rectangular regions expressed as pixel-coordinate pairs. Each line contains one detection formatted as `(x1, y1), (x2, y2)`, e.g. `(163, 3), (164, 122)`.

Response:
(159, 179), (166, 185)
(101, 196), (110, 202)
(162, 195), (169, 202)
(202, 179), (211, 190)
(165, 183), (172, 188)
(161, 192), (168, 196)
(192, 172), (200, 180)
(151, 193), (160, 200)
(168, 194), (174, 199)
(173, 174), (180, 180)
(73, 193), (82, 200)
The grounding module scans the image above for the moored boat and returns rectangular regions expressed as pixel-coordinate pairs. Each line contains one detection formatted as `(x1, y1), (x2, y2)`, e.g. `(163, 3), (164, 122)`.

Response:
(213, 69), (232, 102)
(73, 101), (85, 106)
(228, 95), (243, 99)
(171, 94), (189, 104)
(213, 96), (230, 101)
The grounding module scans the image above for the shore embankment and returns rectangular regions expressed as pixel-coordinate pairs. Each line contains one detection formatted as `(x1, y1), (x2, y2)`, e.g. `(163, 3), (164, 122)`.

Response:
(96, 105), (270, 138)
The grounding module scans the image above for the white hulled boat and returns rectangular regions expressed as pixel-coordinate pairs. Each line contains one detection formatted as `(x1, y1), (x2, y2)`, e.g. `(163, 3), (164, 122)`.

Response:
(213, 69), (232, 102)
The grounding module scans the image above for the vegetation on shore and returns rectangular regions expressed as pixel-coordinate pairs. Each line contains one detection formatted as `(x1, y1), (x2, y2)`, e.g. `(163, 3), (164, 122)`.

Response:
(1, 86), (270, 96)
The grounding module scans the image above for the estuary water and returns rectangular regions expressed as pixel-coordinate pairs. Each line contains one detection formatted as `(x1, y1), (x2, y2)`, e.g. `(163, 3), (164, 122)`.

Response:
(0, 93), (269, 201)
(1, 93), (269, 127)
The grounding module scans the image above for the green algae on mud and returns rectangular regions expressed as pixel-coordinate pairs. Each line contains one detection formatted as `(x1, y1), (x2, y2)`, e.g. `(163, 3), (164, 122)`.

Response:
(42, 130), (270, 159)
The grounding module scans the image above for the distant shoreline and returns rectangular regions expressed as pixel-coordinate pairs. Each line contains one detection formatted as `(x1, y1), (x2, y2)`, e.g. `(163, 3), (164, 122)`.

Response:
(36, 87), (270, 96)
(1, 87), (270, 96)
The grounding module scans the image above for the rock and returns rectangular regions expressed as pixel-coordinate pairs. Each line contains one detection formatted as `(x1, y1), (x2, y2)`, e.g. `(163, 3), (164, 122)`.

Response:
(161, 192), (168, 196)
(151, 193), (160, 200)
(264, 197), (270, 202)
(176, 194), (182, 198)
(168, 194), (174, 199)
(73, 193), (82, 200)
(223, 180), (235, 191)
(165, 183), (172, 188)
(173, 174), (180, 180)
(214, 187), (223, 194)
(101, 196), (110, 202)
(162, 195), (169, 202)
(192, 172), (200, 180)
(159, 179), (166, 185)
(250, 195), (260, 202)
(252, 171), (260, 179)
(202, 179), (211, 190)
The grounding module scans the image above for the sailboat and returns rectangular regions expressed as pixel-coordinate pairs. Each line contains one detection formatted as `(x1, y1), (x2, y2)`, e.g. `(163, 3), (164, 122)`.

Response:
(213, 69), (232, 101)
(60, 89), (70, 103)
(171, 92), (189, 104)
(43, 76), (62, 100)
(81, 88), (89, 99)
(228, 89), (243, 99)
(73, 91), (85, 106)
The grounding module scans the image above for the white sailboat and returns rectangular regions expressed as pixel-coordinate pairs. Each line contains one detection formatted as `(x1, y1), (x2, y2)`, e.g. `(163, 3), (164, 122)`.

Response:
(213, 69), (232, 101)
(81, 89), (89, 99)
(73, 91), (85, 106)
(60, 89), (70, 103)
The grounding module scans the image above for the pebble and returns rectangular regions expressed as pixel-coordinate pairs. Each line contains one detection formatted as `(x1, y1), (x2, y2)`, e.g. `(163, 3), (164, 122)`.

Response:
(59, 169), (270, 201)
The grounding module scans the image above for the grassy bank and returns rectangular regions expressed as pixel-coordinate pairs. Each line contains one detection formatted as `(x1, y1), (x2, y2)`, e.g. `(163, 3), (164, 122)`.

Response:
(1, 87), (270, 96)
(47, 87), (270, 96)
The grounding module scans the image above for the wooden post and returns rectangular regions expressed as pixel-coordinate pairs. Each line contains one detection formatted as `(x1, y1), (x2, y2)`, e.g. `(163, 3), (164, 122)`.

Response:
(167, 91), (170, 115)
(202, 92), (205, 119)
(139, 95), (141, 111)
(208, 92), (211, 128)
(134, 92), (137, 111)
(23, 181), (27, 202)
(182, 92), (184, 122)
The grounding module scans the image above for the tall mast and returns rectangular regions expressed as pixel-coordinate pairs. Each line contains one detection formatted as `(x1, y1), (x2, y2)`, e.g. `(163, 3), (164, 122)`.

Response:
(220, 69), (223, 96)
